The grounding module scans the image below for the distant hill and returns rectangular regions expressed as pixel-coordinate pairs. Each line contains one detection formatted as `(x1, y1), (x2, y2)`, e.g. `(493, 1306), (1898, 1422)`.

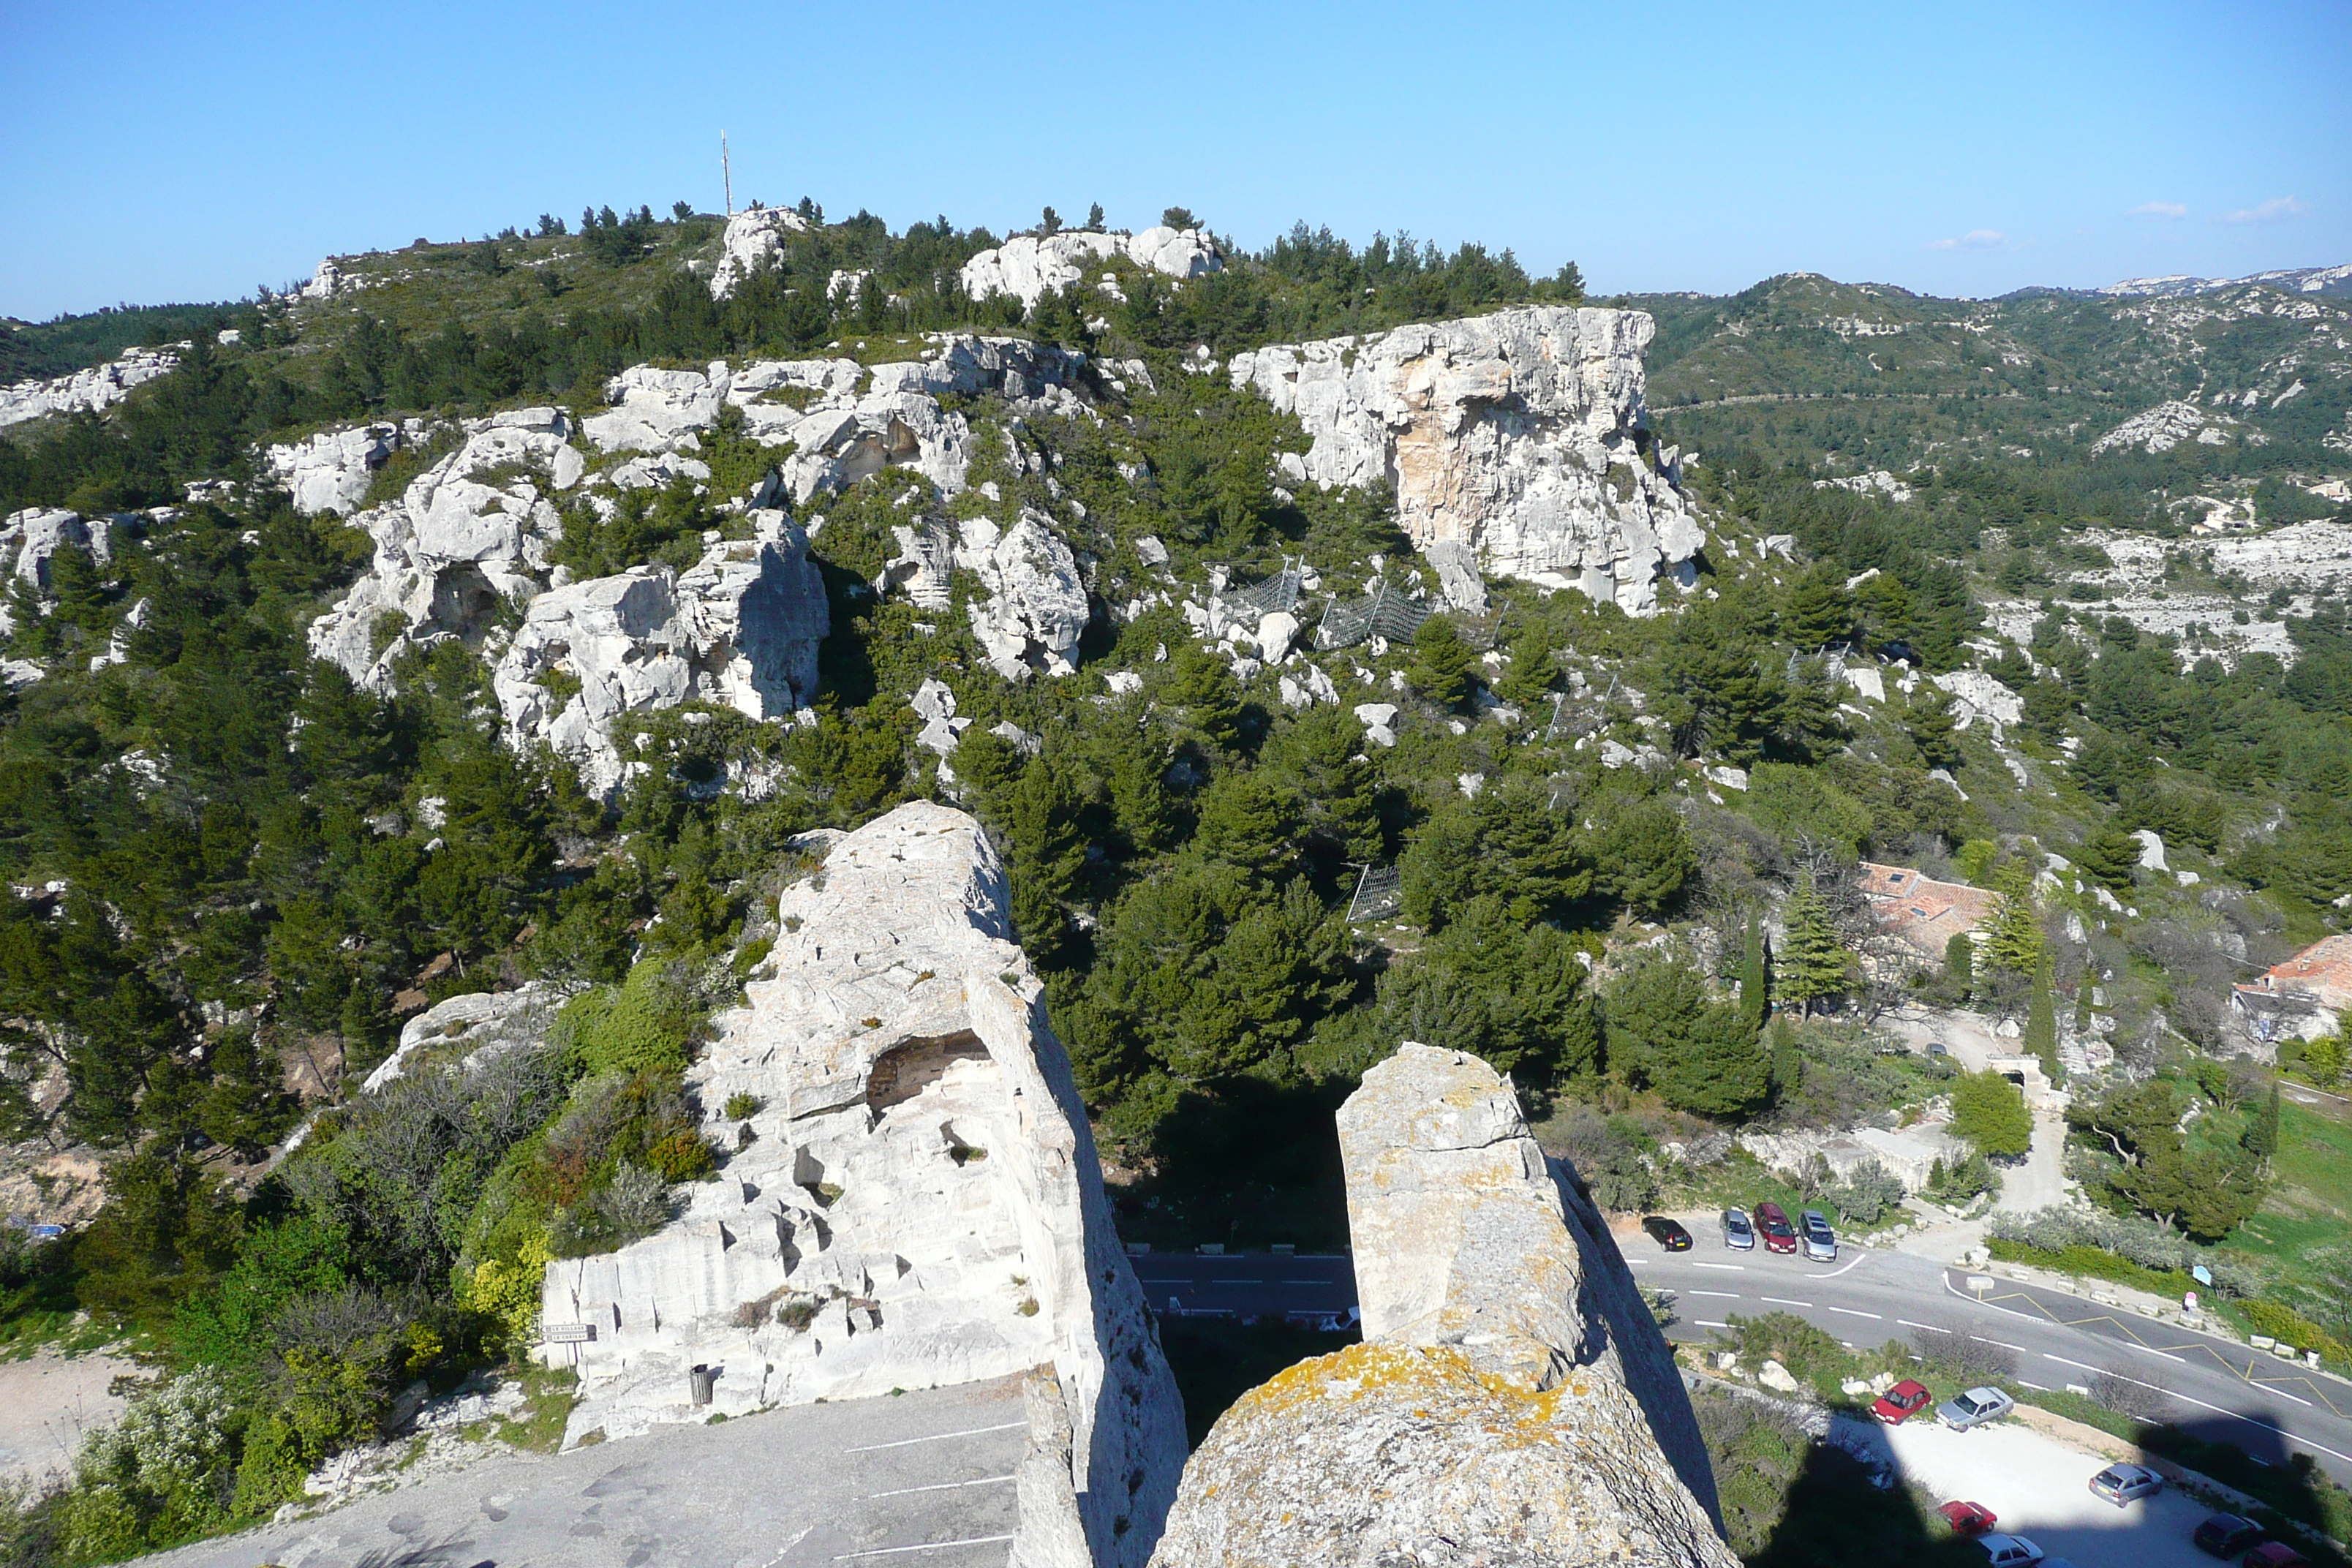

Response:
(0, 301), (230, 384)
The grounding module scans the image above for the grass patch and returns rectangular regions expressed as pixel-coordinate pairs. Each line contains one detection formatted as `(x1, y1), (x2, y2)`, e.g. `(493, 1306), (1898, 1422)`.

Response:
(491, 1364), (578, 1453)
(1984, 1238), (2198, 1298)
(2222, 1101), (2352, 1329)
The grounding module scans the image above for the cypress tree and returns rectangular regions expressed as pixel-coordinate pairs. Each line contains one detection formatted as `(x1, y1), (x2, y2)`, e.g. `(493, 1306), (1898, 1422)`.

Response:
(2024, 957), (2060, 1084)
(1741, 912), (1769, 1028)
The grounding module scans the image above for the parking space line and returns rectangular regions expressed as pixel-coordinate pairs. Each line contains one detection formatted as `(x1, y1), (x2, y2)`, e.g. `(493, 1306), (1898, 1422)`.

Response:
(845, 1421), (1025, 1453)
(1828, 1307), (1882, 1319)
(1761, 1297), (1813, 1308)
(865, 1474), (1018, 1500)
(837, 1534), (1017, 1558)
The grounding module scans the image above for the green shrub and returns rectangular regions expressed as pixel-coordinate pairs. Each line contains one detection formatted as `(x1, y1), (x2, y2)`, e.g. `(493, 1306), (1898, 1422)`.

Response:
(61, 1368), (238, 1558)
(2239, 1299), (2342, 1359)
(644, 1131), (715, 1183)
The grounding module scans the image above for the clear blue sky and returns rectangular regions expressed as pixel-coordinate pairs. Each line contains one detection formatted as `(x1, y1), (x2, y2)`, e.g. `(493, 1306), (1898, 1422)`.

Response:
(3, 0), (2345, 320)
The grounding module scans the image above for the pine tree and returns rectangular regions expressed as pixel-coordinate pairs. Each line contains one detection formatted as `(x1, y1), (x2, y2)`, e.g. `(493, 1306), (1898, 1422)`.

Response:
(1409, 617), (1478, 711)
(1766, 1014), (1801, 1104)
(1907, 685), (1961, 771)
(1776, 873), (1849, 1017)
(1741, 913), (1769, 1029)
(1781, 562), (1855, 650)
(1978, 865), (2044, 980)
(2024, 957), (2060, 1084)
(2076, 821), (2141, 894)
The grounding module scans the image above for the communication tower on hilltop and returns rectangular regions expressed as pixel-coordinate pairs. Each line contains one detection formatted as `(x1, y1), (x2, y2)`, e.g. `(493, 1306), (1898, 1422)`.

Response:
(722, 131), (733, 216)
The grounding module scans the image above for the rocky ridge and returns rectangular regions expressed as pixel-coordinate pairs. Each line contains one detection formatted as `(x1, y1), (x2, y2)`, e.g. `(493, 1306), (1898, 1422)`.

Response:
(1231, 306), (1708, 614)
(538, 801), (1185, 1567)
(0, 345), (181, 431)
(1148, 1043), (1730, 1567)
(707, 206), (813, 300)
(960, 227), (1221, 310)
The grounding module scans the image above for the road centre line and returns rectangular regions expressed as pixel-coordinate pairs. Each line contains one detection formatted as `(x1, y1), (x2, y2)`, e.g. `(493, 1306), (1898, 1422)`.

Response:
(1689, 1291), (1743, 1299)
(837, 1534), (1017, 1559)
(2043, 1354), (2332, 1435)
(1697, 1320), (1730, 1328)
(1692, 1262), (1746, 1271)
(1828, 1307), (1882, 1319)
(1207, 1279), (1262, 1286)
(2019, 1381), (2050, 1391)
(1899, 1321), (1950, 1333)
(866, 1475), (1018, 1500)
(1761, 1297), (1814, 1308)
(1975, 1337), (2029, 1352)
(845, 1422), (1026, 1454)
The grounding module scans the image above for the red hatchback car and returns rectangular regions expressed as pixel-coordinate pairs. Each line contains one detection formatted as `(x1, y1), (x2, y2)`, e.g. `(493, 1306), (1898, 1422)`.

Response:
(1753, 1201), (1798, 1254)
(1939, 1501), (1999, 1537)
(1873, 1379), (1934, 1424)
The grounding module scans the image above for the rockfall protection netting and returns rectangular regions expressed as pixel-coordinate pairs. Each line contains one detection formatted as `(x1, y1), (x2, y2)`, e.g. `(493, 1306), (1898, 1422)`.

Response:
(1313, 581), (1432, 651)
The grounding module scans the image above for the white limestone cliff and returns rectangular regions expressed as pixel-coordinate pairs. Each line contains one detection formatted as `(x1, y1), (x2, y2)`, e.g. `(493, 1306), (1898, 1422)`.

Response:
(265, 423), (404, 516)
(708, 206), (812, 300)
(0, 346), (181, 431)
(955, 511), (1090, 679)
(1230, 306), (1707, 614)
(489, 513), (828, 798)
(539, 802), (1186, 1567)
(960, 228), (1221, 309)
(1, 508), (124, 590)
(1147, 1043), (1731, 1568)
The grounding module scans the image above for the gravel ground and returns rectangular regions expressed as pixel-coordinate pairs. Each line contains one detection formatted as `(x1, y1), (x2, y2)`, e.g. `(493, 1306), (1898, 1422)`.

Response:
(1881, 1419), (2234, 1568)
(0, 1349), (135, 1485)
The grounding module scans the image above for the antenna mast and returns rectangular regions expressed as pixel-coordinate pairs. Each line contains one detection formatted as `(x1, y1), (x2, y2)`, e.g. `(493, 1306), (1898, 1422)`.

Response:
(721, 131), (733, 216)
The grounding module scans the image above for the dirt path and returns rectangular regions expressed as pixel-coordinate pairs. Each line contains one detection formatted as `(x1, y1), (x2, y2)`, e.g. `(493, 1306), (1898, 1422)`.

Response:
(0, 1347), (137, 1485)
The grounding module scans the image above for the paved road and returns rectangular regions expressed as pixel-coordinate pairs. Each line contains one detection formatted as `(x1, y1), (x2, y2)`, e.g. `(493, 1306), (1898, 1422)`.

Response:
(1627, 1241), (2352, 1488)
(143, 1376), (1027, 1568)
(1126, 1251), (1358, 1325)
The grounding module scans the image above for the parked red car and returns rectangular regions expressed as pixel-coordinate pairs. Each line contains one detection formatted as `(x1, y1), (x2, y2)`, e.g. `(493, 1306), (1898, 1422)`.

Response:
(2241, 1545), (2307, 1568)
(1753, 1201), (1798, 1254)
(1940, 1501), (1999, 1537)
(1872, 1379), (1934, 1424)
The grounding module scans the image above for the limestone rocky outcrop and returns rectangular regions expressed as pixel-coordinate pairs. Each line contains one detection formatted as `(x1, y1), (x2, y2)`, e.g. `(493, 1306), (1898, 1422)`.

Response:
(265, 423), (404, 516)
(1149, 1043), (1732, 1568)
(0, 345), (181, 431)
(489, 512), (829, 798)
(2091, 399), (2234, 456)
(708, 206), (813, 300)
(1230, 306), (1706, 614)
(954, 510), (1090, 679)
(539, 802), (1186, 1567)
(960, 227), (1221, 310)
(307, 408), (581, 685)
(1, 508), (124, 589)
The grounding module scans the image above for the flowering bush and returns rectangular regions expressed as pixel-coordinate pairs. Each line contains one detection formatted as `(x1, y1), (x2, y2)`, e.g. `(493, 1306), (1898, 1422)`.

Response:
(63, 1368), (237, 1558)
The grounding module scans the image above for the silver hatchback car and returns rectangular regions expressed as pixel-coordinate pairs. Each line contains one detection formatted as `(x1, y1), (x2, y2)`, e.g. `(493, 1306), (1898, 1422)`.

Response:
(2088, 1462), (2163, 1505)
(1798, 1208), (1837, 1262)
(1721, 1208), (1756, 1250)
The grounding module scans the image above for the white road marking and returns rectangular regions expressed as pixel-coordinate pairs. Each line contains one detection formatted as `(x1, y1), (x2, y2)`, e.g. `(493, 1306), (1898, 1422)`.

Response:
(1626, 1257), (1650, 1265)
(2040, 1353), (2316, 1410)
(2019, 1380), (2051, 1391)
(845, 1421), (1026, 1453)
(1697, 1320), (1731, 1329)
(756, 1527), (815, 1567)
(837, 1534), (1017, 1558)
(865, 1474), (1018, 1500)
(1813, 1254), (1869, 1278)
(1207, 1279), (1262, 1285)
(1282, 1279), (1336, 1286)
(1899, 1321), (1950, 1333)
(1828, 1307), (1882, 1320)
(1975, 1337), (2028, 1352)
(1692, 1262), (1746, 1271)
(1761, 1297), (1814, 1308)
(1690, 1291), (1742, 1299)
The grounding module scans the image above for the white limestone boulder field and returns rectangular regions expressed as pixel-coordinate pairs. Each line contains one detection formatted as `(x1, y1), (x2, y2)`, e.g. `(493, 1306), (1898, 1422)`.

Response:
(539, 802), (1186, 1568)
(1230, 306), (1706, 614)
(960, 227), (1221, 310)
(488, 511), (828, 799)
(0, 345), (181, 431)
(1148, 1043), (1733, 1568)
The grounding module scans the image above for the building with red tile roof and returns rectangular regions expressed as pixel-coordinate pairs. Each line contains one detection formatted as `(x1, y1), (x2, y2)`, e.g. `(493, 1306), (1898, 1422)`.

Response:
(2231, 933), (2352, 1045)
(1855, 862), (1997, 960)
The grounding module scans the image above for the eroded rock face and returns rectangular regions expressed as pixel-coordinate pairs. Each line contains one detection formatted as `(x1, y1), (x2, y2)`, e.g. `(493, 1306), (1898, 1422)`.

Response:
(2091, 399), (2233, 456)
(265, 423), (402, 516)
(0, 346), (181, 431)
(540, 802), (1186, 1567)
(1149, 1043), (1730, 1568)
(960, 227), (1221, 309)
(1230, 306), (1705, 614)
(709, 206), (813, 300)
(308, 412), (579, 685)
(957, 511), (1090, 679)
(488, 514), (827, 798)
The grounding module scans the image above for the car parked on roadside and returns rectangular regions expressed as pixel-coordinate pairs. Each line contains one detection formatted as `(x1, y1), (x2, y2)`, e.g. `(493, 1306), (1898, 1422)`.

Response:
(2193, 1515), (2263, 1558)
(1978, 1533), (2044, 1567)
(1940, 1500), (1999, 1537)
(1937, 1385), (2016, 1430)
(1798, 1208), (1838, 1262)
(1753, 1201), (1798, 1254)
(2239, 1543), (2305, 1568)
(1722, 1208), (1755, 1250)
(2089, 1462), (2163, 1505)
(1641, 1216), (1694, 1252)
(1871, 1379), (1934, 1424)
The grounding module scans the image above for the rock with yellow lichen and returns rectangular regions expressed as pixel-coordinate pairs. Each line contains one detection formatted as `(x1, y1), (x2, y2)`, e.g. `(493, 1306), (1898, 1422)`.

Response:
(1147, 1044), (1735, 1567)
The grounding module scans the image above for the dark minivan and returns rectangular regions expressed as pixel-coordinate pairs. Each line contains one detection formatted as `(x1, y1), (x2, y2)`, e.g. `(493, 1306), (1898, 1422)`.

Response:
(1753, 1201), (1798, 1254)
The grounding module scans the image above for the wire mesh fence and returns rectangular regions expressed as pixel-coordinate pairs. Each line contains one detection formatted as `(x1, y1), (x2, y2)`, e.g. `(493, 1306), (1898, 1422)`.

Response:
(1314, 581), (1433, 651)
(1346, 864), (1404, 924)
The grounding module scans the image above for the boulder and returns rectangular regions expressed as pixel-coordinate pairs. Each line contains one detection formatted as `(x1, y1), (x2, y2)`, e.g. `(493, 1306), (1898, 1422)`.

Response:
(540, 802), (1186, 1568)
(1231, 307), (1705, 614)
(961, 228), (1222, 309)
(1353, 701), (1400, 747)
(0, 345), (181, 431)
(1425, 538), (1490, 612)
(265, 423), (402, 516)
(2132, 829), (2168, 872)
(709, 206), (812, 301)
(490, 514), (826, 799)
(1931, 670), (2024, 728)
(957, 511), (1090, 679)
(1758, 1360), (1802, 1395)
(1147, 1044), (1731, 1567)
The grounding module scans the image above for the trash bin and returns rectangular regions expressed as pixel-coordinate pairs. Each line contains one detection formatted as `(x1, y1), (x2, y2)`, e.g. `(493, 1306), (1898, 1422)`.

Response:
(690, 1364), (717, 1406)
